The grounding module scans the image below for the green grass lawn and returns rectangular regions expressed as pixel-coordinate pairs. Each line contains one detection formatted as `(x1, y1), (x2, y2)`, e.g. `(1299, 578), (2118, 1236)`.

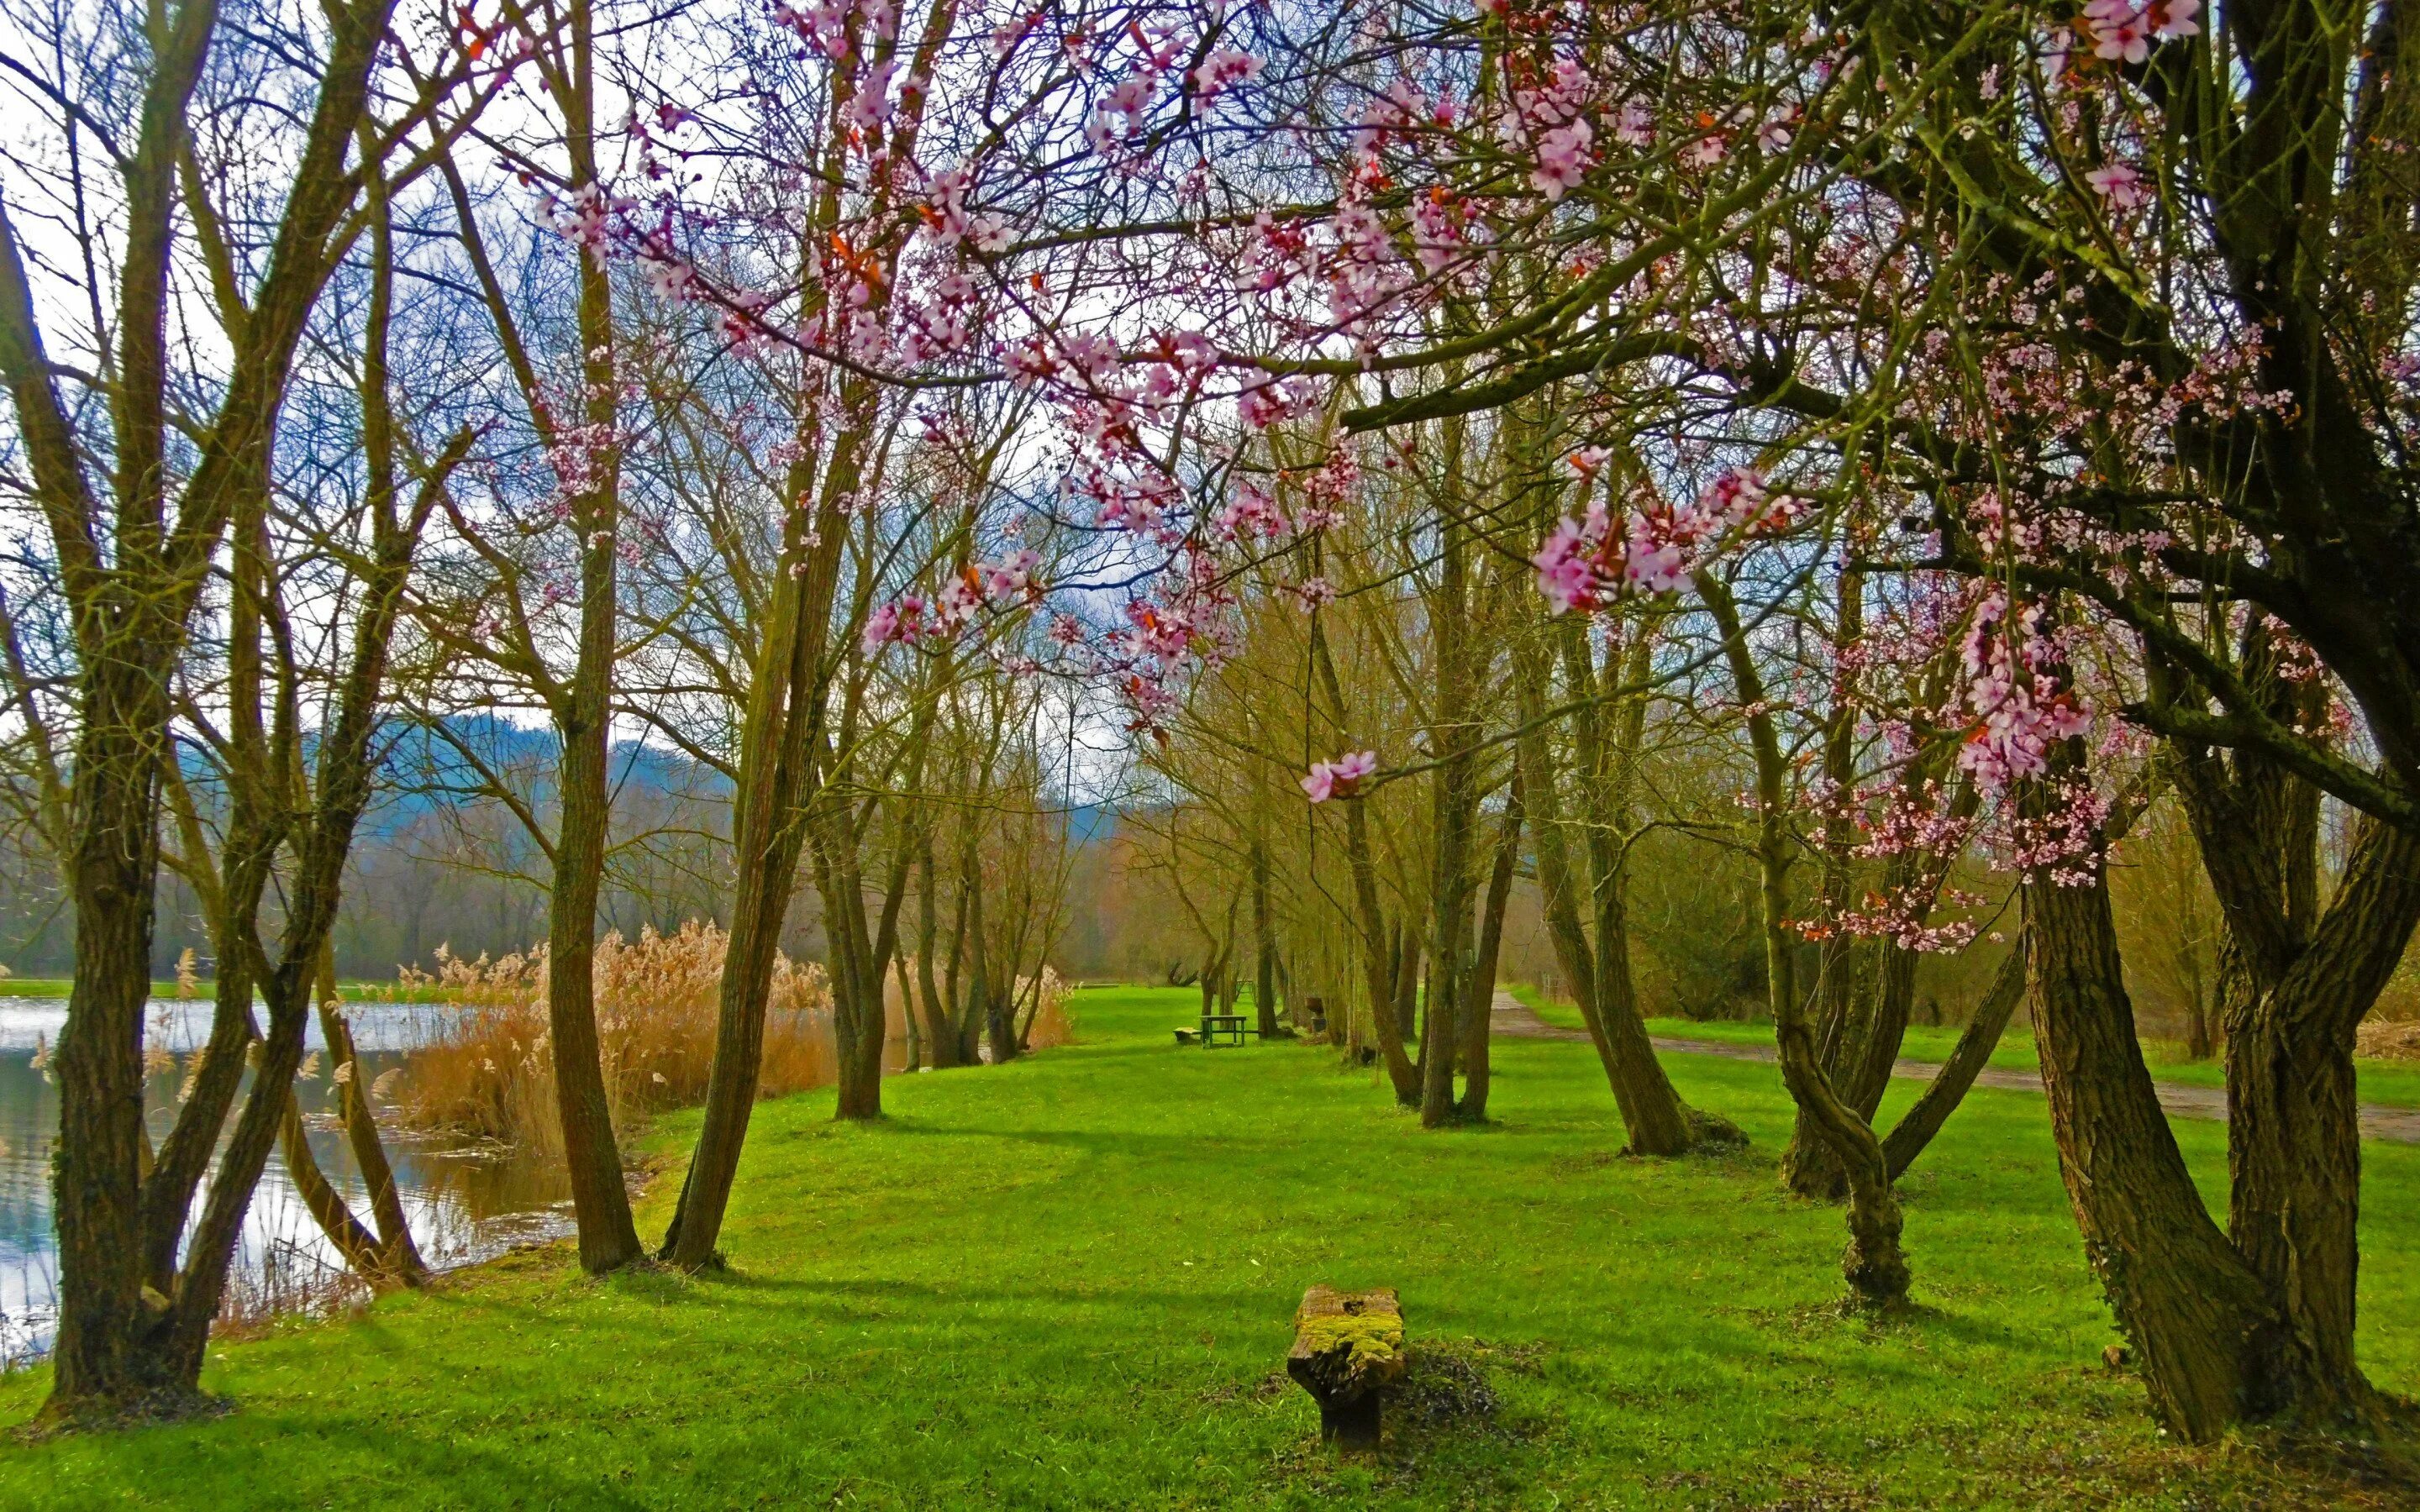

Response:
(3, 984), (2414, 1509)
(0, 979), (185, 1000)
(1506, 983), (2420, 1110)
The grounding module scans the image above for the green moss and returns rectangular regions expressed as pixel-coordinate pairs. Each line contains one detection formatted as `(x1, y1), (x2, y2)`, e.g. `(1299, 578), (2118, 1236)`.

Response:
(1296, 1309), (1403, 1374)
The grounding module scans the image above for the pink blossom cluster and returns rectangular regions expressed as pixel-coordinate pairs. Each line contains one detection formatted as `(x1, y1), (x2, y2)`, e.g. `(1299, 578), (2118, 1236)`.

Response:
(1093, 564), (1245, 732)
(861, 550), (1043, 654)
(1214, 483), (1288, 542)
(1997, 776), (2112, 885)
(1533, 468), (1807, 613)
(919, 166), (1010, 255)
(539, 183), (631, 258)
(2083, 0), (2200, 66)
(1505, 57), (1602, 202)
(1954, 595), (2090, 790)
(771, 0), (890, 63)
(892, 270), (983, 365)
(1238, 374), (1323, 430)
(1300, 750), (1377, 803)
(1796, 886), (1981, 954)
(1192, 48), (1260, 102)
(1083, 22), (1188, 165)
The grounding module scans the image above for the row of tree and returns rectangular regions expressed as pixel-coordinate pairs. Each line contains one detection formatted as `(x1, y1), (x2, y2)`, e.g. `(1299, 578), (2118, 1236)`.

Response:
(6, 0), (2417, 1461)
(0, 0), (1090, 1424)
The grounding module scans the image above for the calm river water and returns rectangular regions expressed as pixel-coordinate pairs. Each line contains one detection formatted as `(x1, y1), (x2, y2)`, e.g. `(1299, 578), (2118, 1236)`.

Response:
(0, 997), (573, 1365)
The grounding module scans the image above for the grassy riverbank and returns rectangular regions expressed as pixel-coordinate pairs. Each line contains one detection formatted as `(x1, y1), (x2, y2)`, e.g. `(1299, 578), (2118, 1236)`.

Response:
(3, 984), (2415, 1508)
(0, 979), (183, 1000)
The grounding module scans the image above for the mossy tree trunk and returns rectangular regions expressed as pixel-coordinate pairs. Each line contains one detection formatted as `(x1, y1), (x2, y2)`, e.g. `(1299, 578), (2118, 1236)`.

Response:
(1251, 837), (1281, 1038)
(2155, 625), (2420, 1430)
(1705, 571), (1907, 1306)
(1512, 616), (1712, 1155)
(1458, 788), (1522, 1121)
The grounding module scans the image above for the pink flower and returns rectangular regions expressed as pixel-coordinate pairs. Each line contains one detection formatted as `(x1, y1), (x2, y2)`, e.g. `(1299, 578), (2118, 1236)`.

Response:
(2085, 160), (2149, 208)
(2083, 0), (2192, 62)
(845, 58), (902, 133)
(1167, 329), (1219, 373)
(1533, 119), (1593, 201)
(1533, 517), (1597, 613)
(934, 575), (982, 629)
(862, 594), (929, 653)
(1620, 527), (1686, 593)
(1214, 484), (1287, 541)
(1292, 575), (1337, 608)
(862, 601), (902, 653)
(1302, 750), (1379, 803)
(978, 549), (1041, 602)
(1192, 48), (1259, 102)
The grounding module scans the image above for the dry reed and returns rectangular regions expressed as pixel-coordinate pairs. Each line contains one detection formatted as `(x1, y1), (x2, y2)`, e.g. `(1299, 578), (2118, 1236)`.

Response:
(1023, 967), (1076, 1050)
(393, 922), (835, 1154)
(2359, 1018), (2420, 1062)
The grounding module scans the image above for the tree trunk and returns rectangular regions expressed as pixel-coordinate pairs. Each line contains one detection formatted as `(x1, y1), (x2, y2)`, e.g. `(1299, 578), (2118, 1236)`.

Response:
(1251, 838), (1281, 1039)
(1512, 629), (1714, 1154)
(918, 837), (960, 1068)
(45, 660), (170, 1411)
(541, 19), (642, 1271)
(1418, 768), (1476, 1128)
(281, 1088), (386, 1278)
(661, 438), (852, 1267)
(1419, 473), (1477, 1129)
(1459, 792), (1521, 1121)
(1311, 617), (1419, 1102)
(1345, 799), (1421, 1105)
(897, 954), (923, 1071)
(314, 943), (424, 1282)
(820, 827), (891, 1120)
(544, 599), (642, 1269)
(1706, 571), (1904, 1306)
(2162, 649), (2420, 1430)
(139, 937), (255, 1297)
(2024, 862), (2284, 1441)
(2219, 818), (2420, 1427)
(1881, 942), (2023, 1180)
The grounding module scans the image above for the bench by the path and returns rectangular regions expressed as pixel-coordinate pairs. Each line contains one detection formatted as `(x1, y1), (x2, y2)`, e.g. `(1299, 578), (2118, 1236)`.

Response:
(1487, 991), (2420, 1145)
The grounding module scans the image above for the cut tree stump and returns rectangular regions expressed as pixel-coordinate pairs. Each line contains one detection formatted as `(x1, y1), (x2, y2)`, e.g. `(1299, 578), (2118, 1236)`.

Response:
(1286, 1285), (1405, 1452)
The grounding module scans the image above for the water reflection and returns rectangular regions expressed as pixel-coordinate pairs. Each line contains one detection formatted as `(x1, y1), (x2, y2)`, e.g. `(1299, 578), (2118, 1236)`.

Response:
(0, 997), (574, 1366)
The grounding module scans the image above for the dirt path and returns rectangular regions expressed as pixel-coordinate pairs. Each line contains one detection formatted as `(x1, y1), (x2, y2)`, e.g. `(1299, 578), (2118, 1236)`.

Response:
(1488, 991), (2420, 1145)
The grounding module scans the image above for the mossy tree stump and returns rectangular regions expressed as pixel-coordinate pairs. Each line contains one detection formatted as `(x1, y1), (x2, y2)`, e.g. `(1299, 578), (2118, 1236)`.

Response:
(1286, 1285), (1405, 1451)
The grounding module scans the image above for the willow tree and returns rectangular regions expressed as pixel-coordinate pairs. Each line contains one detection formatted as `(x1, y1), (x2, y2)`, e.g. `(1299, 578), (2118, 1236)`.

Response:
(0, 0), (489, 1421)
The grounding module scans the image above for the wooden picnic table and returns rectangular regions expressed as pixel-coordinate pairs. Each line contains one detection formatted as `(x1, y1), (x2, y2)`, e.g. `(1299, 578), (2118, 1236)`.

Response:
(1174, 1013), (1257, 1047)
